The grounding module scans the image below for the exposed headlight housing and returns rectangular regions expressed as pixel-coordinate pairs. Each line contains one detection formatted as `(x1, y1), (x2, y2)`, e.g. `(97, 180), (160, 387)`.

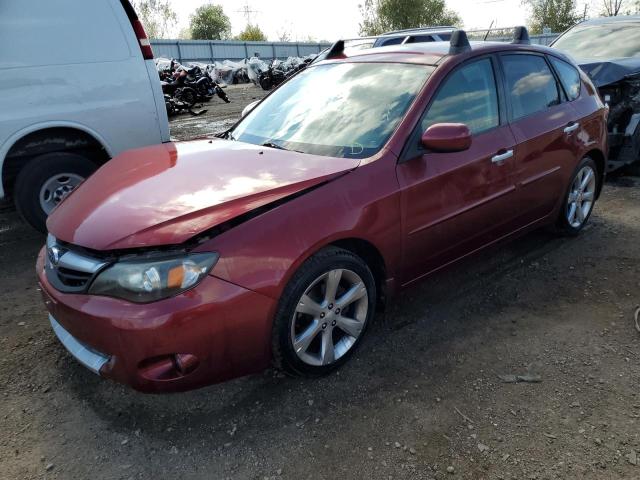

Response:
(88, 253), (219, 303)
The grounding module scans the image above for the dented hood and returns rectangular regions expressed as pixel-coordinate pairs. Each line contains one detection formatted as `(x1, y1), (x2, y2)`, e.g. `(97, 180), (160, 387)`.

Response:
(47, 140), (359, 250)
(576, 57), (640, 87)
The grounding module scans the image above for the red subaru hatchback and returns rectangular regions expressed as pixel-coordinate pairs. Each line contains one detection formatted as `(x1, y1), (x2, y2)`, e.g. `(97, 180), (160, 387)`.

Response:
(38, 28), (607, 392)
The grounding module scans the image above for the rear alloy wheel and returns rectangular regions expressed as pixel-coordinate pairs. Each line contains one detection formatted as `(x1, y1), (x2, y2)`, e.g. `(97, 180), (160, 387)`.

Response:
(557, 157), (599, 235)
(273, 247), (376, 376)
(14, 152), (97, 233)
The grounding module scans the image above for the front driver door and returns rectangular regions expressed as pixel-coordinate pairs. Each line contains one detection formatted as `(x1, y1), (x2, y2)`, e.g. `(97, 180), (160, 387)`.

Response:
(397, 56), (519, 285)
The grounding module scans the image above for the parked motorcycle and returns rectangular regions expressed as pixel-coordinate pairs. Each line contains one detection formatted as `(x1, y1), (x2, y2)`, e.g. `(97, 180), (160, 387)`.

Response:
(178, 66), (230, 103)
(259, 60), (288, 91)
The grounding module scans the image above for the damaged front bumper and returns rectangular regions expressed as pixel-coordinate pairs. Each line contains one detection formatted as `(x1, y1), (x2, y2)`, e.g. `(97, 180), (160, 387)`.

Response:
(599, 75), (640, 171)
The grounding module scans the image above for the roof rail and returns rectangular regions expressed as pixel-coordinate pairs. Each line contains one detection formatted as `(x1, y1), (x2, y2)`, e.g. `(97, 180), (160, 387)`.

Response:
(512, 26), (531, 45)
(449, 29), (471, 54)
(381, 25), (456, 36)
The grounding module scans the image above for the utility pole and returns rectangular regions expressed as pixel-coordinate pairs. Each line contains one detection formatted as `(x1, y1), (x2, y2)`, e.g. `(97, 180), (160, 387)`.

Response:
(236, 1), (259, 26)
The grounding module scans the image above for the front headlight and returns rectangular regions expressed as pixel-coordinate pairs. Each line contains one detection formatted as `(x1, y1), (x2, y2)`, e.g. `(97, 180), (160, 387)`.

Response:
(88, 253), (219, 303)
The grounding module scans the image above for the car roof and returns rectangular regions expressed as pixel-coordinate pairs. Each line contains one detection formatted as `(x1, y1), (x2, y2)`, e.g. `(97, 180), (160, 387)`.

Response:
(319, 40), (560, 67)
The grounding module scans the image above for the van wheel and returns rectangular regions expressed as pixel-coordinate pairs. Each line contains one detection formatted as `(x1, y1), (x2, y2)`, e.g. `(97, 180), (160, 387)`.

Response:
(272, 247), (376, 377)
(14, 152), (97, 233)
(556, 156), (599, 236)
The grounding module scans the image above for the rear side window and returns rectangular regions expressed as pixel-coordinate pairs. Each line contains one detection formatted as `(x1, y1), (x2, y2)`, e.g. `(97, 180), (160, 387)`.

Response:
(501, 54), (560, 120)
(378, 37), (405, 47)
(421, 58), (499, 135)
(407, 35), (435, 43)
(437, 33), (452, 41)
(549, 57), (581, 101)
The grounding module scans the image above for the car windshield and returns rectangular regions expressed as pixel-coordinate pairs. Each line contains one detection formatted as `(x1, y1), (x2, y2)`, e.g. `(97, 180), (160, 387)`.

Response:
(553, 21), (640, 59)
(230, 62), (433, 159)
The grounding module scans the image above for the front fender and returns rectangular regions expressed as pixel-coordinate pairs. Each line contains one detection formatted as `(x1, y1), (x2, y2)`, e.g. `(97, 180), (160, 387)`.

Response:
(194, 154), (402, 302)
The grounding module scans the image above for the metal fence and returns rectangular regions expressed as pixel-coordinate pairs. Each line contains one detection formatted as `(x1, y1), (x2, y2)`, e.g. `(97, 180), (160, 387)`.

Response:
(150, 39), (331, 63)
(151, 33), (559, 64)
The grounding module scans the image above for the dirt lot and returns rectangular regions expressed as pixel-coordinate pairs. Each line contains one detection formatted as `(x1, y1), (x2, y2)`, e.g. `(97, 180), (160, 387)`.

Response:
(1, 84), (640, 480)
(169, 84), (268, 141)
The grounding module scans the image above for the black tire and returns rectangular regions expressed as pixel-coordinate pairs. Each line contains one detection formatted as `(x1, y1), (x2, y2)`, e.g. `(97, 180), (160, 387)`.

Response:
(556, 156), (599, 236)
(272, 246), (376, 377)
(178, 87), (197, 107)
(14, 152), (97, 233)
(259, 76), (272, 91)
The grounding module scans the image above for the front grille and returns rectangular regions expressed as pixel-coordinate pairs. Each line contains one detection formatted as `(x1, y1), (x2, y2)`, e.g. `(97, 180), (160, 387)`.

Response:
(56, 267), (94, 289)
(45, 235), (108, 294)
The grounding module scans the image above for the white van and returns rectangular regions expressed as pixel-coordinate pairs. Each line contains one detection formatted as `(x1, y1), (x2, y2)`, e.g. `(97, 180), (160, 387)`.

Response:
(0, 0), (170, 231)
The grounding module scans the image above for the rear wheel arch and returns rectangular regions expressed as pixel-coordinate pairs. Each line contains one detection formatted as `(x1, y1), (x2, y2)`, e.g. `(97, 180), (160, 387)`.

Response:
(583, 148), (606, 198)
(2, 126), (111, 199)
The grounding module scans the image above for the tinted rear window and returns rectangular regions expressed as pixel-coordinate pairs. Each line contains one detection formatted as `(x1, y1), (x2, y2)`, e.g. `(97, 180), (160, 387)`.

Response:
(378, 37), (405, 47)
(501, 55), (560, 120)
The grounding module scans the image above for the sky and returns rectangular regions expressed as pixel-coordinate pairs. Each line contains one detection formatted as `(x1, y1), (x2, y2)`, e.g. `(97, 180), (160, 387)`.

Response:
(168, 0), (535, 41)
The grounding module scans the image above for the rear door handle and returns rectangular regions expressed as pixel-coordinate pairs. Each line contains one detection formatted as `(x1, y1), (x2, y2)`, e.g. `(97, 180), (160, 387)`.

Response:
(491, 149), (514, 164)
(564, 122), (579, 134)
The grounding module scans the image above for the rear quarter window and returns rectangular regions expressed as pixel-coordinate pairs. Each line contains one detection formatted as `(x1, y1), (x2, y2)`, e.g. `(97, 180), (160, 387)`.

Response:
(0, 0), (131, 68)
(549, 57), (581, 101)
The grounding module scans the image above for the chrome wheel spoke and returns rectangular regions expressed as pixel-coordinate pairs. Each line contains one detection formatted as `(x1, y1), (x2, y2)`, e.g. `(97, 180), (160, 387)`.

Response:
(320, 330), (335, 365)
(324, 269), (342, 303)
(336, 282), (367, 309)
(568, 202), (577, 224)
(294, 321), (321, 353)
(582, 191), (594, 201)
(577, 203), (586, 222)
(336, 315), (363, 338)
(296, 294), (323, 317)
(580, 169), (593, 190)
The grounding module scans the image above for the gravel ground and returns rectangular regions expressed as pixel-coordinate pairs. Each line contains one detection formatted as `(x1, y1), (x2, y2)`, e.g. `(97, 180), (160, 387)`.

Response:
(169, 84), (268, 141)
(1, 84), (639, 480)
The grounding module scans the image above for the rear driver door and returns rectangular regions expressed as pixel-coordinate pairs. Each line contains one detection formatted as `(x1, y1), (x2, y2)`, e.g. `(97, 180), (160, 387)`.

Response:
(499, 53), (578, 225)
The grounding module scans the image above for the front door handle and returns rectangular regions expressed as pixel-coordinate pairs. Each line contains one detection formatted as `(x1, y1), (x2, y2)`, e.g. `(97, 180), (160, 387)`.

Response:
(564, 122), (579, 134)
(491, 149), (514, 164)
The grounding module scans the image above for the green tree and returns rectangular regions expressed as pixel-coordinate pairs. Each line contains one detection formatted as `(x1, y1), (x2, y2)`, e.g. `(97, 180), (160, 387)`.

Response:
(189, 4), (232, 40)
(133, 0), (177, 39)
(524, 0), (580, 34)
(236, 24), (267, 41)
(359, 0), (461, 36)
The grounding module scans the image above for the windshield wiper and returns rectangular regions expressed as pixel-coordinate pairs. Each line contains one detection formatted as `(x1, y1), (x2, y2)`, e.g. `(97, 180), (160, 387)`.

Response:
(262, 141), (302, 153)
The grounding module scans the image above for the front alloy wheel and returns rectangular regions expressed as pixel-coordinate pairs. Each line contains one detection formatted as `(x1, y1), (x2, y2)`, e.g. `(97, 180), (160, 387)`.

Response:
(291, 268), (368, 367)
(273, 247), (376, 376)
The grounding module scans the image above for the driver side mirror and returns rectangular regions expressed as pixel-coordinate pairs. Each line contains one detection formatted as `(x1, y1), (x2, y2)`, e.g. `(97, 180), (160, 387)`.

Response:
(421, 123), (472, 152)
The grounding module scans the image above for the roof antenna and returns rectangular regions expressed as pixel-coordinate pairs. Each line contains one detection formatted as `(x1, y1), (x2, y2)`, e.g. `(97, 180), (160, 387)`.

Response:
(512, 26), (531, 45)
(326, 40), (345, 59)
(449, 30), (471, 54)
